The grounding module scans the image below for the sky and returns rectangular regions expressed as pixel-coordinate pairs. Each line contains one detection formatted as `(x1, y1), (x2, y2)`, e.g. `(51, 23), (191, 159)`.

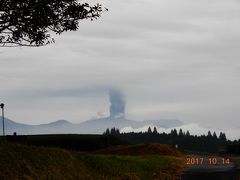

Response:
(0, 0), (240, 132)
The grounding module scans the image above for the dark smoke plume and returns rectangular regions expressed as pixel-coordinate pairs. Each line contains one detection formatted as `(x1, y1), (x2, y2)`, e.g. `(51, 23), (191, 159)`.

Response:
(109, 89), (125, 118)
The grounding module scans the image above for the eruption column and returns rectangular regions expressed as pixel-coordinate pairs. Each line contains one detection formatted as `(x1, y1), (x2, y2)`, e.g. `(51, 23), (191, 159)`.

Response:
(109, 89), (125, 119)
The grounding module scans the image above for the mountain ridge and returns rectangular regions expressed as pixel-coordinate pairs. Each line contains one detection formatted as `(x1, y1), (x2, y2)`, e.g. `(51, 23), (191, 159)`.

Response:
(0, 116), (183, 135)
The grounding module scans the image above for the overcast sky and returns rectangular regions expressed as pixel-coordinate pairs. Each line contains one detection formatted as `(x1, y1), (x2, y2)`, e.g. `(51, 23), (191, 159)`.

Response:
(1, 0), (240, 131)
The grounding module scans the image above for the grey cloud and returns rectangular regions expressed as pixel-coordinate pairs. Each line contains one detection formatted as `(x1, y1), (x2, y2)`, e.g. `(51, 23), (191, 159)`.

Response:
(0, 0), (240, 137)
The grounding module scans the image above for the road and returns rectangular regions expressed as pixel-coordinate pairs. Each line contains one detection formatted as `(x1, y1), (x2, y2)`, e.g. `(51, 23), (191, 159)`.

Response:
(181, 155), (239, 180)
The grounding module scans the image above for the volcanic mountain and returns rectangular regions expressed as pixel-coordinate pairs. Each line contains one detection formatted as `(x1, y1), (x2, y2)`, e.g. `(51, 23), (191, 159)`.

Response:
(0, 89), (183, 135)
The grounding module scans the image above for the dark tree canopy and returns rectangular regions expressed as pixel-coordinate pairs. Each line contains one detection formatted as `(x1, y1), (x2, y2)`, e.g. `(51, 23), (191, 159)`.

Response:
(0, 0), (103, 47)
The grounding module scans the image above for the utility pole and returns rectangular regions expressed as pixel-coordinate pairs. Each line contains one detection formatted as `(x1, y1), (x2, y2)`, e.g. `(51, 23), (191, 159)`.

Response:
(0, 103), (5, 136)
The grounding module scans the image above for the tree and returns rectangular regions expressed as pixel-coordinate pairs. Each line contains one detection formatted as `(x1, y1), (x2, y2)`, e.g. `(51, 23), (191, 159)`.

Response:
(207, 131), (212, 138)
(179, 129), (184, 137)
(0, 0), (104, 47)
(108, 127), (120, 135)
(147, 126), (152, 133)
(219, 132), (227, 142)
(110, 127), (116, 134)
(103, 128), (110, 135)
(213, 132), (217, 139)
(170, 129), (177, 136)
(153, 127), (158, 134)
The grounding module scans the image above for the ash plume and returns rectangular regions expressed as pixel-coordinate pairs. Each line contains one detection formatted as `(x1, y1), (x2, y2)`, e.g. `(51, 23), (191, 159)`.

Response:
(109, 89), (125, 118)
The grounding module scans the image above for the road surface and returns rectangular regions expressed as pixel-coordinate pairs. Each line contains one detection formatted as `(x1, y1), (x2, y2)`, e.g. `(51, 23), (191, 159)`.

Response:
(181, 155), (239, 180)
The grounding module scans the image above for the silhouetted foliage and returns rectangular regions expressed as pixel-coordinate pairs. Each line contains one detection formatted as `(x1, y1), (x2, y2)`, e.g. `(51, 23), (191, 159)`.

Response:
(147, 126), (152, 134)
(104, 128), (110, 135)
(102, 128), (235, 153)
(103, 127), (120, 135)
(0, 0), (104, 47)
(207, 131), (212, 138)
(213, 132), (217, 139)
(219, 132), (227, 142)
(226, 144), (240, 154)
(179, 129), (184, 137)
(153, 127), (158, 134)
(170, 129), (178, 136)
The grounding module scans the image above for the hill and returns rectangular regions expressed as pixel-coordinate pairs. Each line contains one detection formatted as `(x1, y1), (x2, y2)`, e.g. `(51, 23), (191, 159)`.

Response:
(95, 143), (183, 157)
(0, 142), (185, 180)
(5, 134), (126, 151)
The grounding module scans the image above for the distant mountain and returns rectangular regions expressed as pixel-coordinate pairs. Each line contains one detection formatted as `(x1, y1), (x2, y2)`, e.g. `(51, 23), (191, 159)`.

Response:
(0, 117), (76, 135)
(0, 116), (183, 135)
(39, 120), (71, 126)
(0, 117), (30, 134)
(0, 88), (184, 135)
(77, 117), (183, 134)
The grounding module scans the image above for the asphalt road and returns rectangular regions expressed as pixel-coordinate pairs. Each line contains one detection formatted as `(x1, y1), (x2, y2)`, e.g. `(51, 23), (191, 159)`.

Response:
(181, 155), (239, 180)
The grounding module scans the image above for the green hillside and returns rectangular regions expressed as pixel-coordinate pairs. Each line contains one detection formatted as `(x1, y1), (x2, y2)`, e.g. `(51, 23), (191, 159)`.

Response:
(0, 142), (184, 180)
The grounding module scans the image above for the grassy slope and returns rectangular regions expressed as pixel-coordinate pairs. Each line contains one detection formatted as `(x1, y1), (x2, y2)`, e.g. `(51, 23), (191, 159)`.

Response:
(0, 142), (184, 180)
(0, 142), (91, 180)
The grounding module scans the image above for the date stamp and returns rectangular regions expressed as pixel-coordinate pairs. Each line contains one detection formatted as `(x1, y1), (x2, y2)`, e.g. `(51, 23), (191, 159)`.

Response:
(185, 157), (231, 165)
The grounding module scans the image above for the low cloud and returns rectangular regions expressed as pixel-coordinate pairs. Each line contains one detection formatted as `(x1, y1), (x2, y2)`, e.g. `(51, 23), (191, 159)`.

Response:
(121, 123), (240, 140)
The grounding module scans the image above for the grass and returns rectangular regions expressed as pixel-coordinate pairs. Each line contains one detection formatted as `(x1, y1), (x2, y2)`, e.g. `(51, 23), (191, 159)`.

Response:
(0, 141), (185, 180)
(77, 154), (175, 179)
(95, 144), (183, 157)
(0, 142), (90, 180)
